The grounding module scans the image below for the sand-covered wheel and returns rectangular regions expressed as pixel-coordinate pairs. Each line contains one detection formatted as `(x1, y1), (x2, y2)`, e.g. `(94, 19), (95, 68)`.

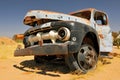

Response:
(65, 44), (98, 74)
(77, 44), (98, 72)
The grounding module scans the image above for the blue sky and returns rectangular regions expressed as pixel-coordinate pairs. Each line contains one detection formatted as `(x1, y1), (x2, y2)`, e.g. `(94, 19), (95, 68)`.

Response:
(0, 0), (120, 37)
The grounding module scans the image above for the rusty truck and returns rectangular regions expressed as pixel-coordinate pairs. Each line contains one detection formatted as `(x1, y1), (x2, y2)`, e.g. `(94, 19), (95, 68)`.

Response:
(14, 8), (113, 73)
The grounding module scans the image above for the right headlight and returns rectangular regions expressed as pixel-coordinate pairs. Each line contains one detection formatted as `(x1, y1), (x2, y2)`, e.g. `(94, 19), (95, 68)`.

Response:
(58, 27), (71, 41)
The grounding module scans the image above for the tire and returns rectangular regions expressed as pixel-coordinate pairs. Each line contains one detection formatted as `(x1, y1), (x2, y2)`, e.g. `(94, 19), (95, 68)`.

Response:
(65, 44), (98, 74)
(65, 54), (83, 74)
(77, 44), (98, 72)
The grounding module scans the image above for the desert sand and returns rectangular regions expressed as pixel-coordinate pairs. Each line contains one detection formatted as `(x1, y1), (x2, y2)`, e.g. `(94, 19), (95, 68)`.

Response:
(0, 37), (120, 80)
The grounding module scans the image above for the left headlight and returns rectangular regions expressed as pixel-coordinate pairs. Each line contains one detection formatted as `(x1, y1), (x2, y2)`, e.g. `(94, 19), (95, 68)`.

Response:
(58, 27), (71, 41)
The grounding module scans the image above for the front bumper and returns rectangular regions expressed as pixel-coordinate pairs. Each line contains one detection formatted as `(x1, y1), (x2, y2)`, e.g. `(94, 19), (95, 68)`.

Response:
(14, 43), (68, 57)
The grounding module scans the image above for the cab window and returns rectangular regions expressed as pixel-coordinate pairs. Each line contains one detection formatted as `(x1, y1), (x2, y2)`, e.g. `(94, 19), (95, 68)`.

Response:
(94, 11), (108, 25)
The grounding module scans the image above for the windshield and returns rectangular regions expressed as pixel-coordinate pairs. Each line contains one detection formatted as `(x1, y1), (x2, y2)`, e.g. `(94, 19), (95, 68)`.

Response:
(71, 11), (91, 20)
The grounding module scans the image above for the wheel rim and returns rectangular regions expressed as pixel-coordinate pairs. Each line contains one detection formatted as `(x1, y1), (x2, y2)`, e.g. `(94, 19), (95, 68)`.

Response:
(77, 44), (97, 71)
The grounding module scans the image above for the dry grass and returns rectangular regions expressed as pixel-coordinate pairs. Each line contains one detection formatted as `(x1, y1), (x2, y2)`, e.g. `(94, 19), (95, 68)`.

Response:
(0, 37), (23, 59)
(0, 43), (24, 59)
(0, 45), (17, 59)
(0, 37), (17, 45)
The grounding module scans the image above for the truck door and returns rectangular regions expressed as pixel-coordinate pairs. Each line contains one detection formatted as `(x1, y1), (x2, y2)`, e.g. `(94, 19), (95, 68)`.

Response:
(93, 11), (113, 52)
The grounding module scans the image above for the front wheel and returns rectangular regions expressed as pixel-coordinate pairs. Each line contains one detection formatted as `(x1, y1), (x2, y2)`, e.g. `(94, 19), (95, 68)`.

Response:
(77, 44), (98, 72)
(65, 44), (98, 74)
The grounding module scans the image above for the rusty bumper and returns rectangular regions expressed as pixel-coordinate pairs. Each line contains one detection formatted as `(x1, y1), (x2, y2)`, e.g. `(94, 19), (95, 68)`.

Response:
(14, 43), (68, 57)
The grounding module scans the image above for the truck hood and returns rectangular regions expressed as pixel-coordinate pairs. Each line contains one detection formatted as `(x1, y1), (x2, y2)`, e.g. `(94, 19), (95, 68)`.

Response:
(23, 10), (90, 26)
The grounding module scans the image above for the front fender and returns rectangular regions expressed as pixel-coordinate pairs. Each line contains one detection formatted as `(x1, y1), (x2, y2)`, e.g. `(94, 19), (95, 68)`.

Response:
(51, 21), (99, 54)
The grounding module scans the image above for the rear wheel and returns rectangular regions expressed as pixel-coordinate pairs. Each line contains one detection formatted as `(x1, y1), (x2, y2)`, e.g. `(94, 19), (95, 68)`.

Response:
(65, 44), (98, 74)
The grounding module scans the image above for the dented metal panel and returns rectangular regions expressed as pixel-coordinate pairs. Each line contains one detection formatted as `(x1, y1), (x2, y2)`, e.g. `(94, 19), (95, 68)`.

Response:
(96, 25), (113, 52)
(24, 10), (90, 26)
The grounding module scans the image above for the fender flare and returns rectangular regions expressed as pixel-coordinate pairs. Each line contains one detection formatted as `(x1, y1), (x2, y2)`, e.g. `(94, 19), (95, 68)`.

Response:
(51, 21), (100, 54)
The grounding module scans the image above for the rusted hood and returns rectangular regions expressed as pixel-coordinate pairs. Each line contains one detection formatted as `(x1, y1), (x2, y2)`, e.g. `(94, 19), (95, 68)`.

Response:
(23, 10), (90, 26)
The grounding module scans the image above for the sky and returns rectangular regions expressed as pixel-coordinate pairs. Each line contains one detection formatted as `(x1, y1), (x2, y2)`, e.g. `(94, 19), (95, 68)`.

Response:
(0, 0), (120, 38)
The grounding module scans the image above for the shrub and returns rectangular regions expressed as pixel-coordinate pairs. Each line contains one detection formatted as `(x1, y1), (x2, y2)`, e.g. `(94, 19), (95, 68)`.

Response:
(113, 38), (120, 49)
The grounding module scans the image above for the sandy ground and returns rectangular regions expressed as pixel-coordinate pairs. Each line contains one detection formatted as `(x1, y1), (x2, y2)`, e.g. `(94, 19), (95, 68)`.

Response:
(0, 38), (120, 80)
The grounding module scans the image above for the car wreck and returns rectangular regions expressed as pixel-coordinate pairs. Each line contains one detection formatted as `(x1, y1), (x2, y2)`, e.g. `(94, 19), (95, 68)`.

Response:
(14, 8), (113, 73)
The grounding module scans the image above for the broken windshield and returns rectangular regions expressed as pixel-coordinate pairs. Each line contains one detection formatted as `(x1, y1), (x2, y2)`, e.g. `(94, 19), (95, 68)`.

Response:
(71, 11), (91, 20)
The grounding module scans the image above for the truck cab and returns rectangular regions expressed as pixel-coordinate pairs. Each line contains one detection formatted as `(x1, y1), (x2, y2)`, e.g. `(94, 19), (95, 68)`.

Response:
(71, 8), (113, 52)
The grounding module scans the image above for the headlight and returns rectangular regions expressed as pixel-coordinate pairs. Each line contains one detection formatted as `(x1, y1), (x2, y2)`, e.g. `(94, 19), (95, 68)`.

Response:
(58, 27), (70, 41)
